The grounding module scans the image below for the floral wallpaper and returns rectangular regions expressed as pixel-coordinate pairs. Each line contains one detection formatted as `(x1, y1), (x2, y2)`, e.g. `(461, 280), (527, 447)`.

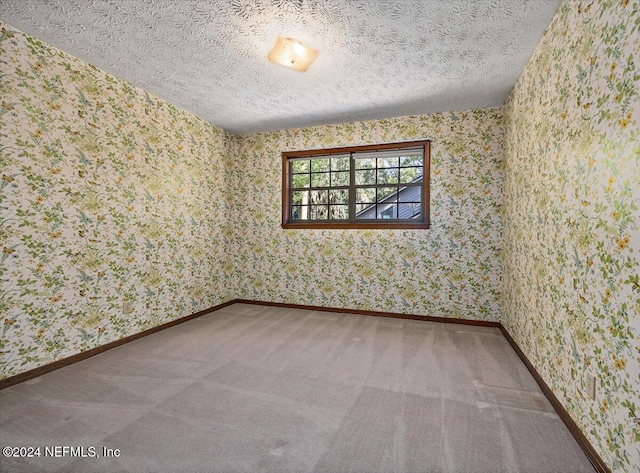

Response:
(501, 0), (640, 471)
(229, 109), (504, 321)
(0, 22), (233, 379)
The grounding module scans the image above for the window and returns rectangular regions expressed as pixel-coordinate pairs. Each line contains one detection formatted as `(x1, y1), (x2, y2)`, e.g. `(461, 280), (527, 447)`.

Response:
(282, 140), (430, 229)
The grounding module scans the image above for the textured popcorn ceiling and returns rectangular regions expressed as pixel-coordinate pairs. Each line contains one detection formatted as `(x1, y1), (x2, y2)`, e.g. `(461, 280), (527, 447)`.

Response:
(0, 0), (560, 134)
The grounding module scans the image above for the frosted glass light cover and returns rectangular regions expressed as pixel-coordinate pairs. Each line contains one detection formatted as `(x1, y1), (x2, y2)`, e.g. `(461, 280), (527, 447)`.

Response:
(268, 36), (319, 72)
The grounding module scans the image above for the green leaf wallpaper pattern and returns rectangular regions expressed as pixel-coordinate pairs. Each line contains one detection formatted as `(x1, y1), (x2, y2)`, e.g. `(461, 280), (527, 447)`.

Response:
(228, 108), (504, 321)
(502, 0), (640, 471)
(0, 22), (234, 379)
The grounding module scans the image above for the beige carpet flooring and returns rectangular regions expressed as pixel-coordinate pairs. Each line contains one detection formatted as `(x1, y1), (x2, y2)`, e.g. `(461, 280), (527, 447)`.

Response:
(0, 303), (595, 472)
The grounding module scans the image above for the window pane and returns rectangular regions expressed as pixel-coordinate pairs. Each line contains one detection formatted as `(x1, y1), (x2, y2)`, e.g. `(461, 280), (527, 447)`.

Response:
(400, 155), (422, 167)
(331, 156), (350, 171)
(377, 187), (397, 201)
(329, 189), (348, 204)
(399, 186), (421, 203)
(377, 156), (399, 168)
(291, 160), (310, 173)
(329, 205), (349, 220)
(355, 169), (376, 185)
(356, 203), (376, 217)
(377, 168), (399, 184)
(292, 190), (309, 206)
(309, 205), (328, 220)
(331, 171), (349, 186)
(291, 205), (307, 220)
(310, 158), (330, 172)
(310, 189), (328, 204)
(292, 173), (310, 189)
(311, 172), (330, 187)
(399, 203), (421, 219)
(356, 188), (375, 203)
(378, 204), (397, 219)
(355, 158), (375, 169)
(399, 167), (423, 183)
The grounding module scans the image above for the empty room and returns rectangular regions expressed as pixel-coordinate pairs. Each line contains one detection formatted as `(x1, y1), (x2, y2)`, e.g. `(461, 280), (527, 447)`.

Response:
(0, 0), (638, 472)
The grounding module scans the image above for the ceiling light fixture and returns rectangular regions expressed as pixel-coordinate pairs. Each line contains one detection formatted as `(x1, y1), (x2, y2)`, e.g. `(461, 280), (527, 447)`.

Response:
(267, 36), (319, 72)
